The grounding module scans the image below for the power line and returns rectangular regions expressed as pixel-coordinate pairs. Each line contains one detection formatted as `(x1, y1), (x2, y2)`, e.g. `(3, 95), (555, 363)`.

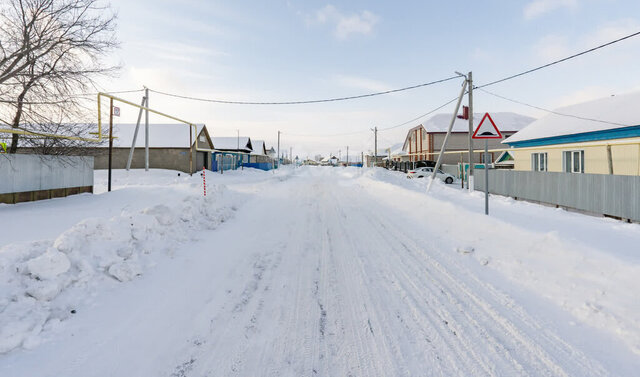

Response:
(478, 88), (628, 127)
(378, 95), (461, 131)
(283, 94), (463, 138)
(477, 30), (640, 88)
(0, 88), (145, 105)
(147, 75), (462, 105)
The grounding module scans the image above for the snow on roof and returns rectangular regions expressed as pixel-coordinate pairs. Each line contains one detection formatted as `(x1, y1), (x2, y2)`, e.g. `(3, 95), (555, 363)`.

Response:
(108, 123), (206, 148)
(423, 112), (535, 133)
(504, 91), (640, 144)
(211, 137), (252, 151)
(251, 140), (267, 155)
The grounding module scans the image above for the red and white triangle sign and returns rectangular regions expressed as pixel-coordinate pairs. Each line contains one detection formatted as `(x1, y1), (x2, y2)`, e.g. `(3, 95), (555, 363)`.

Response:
(472, 113), (503, 139)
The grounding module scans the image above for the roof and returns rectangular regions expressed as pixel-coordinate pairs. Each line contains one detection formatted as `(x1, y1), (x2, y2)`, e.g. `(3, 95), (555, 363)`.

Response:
(504, 91), (640, 145)
(106, 123), (207, 148)
(211, 137), (252, 152)
(423, 112), (535, 133)
(251, 140), (267, 155)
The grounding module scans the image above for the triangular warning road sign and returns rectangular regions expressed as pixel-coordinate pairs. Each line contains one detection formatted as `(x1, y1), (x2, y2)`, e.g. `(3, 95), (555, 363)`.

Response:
(472, 113), (503, 139)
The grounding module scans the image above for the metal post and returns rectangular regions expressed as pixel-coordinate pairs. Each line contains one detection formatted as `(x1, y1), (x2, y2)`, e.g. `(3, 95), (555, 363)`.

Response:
(189, 125), (193, 176)
(144, 87), (149, 171)
(484, 139), (489, 215)
(126, 95), (147, 170)
(277, 131), (280, 168)
(427, 78), (468, 193)
(108, 98), (114, 192)
(467, 71), (474, 190)
(346, 146), (349, 166)
(606, 144), (614, 174)
(374, 126), (378, 168)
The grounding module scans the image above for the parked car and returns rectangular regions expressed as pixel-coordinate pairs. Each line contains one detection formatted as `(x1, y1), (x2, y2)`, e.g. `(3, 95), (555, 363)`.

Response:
(414, 160), (437, 168)
(407, 167), (455, 184)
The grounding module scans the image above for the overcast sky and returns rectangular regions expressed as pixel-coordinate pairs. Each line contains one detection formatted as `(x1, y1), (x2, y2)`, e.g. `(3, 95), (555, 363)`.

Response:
(99, 0), (640, 158)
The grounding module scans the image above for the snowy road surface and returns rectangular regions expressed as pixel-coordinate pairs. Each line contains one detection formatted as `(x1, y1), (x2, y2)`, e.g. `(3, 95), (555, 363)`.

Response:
(2, 167), (640, 376)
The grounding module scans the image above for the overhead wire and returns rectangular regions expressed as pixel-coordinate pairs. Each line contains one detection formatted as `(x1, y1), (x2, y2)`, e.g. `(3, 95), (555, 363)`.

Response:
(147, 75), (462, 105)
(0, 88), (145, 105)
(476, 30), (640, 88)
(478, 88), (628, 127)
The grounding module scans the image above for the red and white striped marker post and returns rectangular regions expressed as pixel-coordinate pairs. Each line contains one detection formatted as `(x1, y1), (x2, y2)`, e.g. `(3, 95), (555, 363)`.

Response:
(202, 166), (206, 197)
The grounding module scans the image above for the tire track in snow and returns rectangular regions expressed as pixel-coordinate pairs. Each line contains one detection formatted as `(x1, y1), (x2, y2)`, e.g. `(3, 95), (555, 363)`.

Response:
(340, 182), (608, 376)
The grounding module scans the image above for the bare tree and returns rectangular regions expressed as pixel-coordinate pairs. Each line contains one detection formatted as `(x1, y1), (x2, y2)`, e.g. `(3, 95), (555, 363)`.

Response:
(0, 0), (119, 154)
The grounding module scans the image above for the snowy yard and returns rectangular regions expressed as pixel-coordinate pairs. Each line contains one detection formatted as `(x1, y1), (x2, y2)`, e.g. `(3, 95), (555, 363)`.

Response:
(1, 166), (639, 376)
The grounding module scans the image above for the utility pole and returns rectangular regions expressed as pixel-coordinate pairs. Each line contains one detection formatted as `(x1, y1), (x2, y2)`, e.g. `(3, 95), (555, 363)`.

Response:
(237, 129), (243, 170)
(427, 76), (468, 193)
(361, 152), (364, 168)
(290, 146), (292, 165)
(372, 126), (378, 168)
(467, 71), (474, 190)
(339, 149), (341, 163)
(108, 97), (114, 192)
(346, 146), (349, 166)
(277, 131), (281, 168)
(126, 94), (147, 171)
(145, 87), (149, 171)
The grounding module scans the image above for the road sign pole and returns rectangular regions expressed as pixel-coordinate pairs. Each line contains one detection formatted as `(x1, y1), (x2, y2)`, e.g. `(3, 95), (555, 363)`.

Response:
(472, 112), (502, 215)
(484, 139), (489, 215)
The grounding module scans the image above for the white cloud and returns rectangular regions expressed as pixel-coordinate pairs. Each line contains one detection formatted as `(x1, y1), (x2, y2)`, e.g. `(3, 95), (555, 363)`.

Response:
(584, 18), (640, 45)
(531, 18), (640, 62)
(523, 0), (578, 19)
(532, 34), (570, 61)
(309, 5), (379, 39)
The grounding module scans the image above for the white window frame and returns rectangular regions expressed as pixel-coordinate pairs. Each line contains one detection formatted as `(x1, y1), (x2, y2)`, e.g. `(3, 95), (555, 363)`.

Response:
(531, 152), (547, 172)
(563, 150), (585, 173)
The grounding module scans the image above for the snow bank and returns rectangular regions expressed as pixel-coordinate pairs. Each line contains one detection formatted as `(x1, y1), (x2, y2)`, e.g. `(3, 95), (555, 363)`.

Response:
(358, 167), (640, 355)
(0, 183), (233, 354)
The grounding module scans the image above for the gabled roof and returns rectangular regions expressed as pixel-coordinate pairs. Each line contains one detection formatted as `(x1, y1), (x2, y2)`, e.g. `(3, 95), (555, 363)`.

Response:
(250, 140), (267, 155)
(105, 123), (208, 148)
(504, 91), (640, 146)
(212, 137), (252, 152)
(495, 150), (514, 165)
(402, 125), (426, 151)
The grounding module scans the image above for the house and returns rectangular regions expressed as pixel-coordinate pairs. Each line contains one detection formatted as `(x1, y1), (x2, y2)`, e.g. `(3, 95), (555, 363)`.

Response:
(503, 92), (640, 175)
(400, 112), (535, 165)
(93, 123), (213, 174)
(246, 139), (273, 171)
(210, 137), (252, 171)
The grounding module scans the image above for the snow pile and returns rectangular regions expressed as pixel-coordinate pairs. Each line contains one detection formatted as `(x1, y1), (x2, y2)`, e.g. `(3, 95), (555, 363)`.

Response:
(357, 167), (640, 354)
(0, 184), (233, 354)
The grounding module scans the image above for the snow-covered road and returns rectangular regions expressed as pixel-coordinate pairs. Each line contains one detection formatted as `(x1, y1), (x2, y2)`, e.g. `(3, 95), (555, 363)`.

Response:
(2, 167), (639, 376)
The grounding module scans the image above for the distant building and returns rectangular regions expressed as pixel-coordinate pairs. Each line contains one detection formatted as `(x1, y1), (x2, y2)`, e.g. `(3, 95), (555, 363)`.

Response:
(398, 112), (535, 165)
(93, 123), (213, 173)
(504, 92), (640, 175)
(210, 136), (252, 172)
(246, 139), (273, 170)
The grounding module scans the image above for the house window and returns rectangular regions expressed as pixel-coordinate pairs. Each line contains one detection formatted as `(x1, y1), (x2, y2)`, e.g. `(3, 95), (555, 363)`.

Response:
(563, 150), (584, 173)
(531, 152), (547, 171)
(199, 135), (205, 142)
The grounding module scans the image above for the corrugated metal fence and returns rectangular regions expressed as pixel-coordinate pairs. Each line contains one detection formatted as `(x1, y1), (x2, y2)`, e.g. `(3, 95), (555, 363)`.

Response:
(474, 170), (640, 222)
(0, 154), (93, 194)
